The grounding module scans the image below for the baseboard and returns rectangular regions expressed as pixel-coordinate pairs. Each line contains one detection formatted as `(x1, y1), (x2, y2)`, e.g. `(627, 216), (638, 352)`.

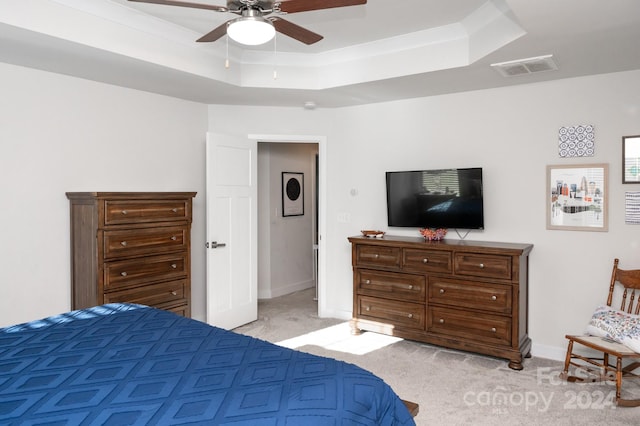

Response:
(318, 308), (351, 321)
(258, 280), (314, 300)
(531, 342), (567, 362)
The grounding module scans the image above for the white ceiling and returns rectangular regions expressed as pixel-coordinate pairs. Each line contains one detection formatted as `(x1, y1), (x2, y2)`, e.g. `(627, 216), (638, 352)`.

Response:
(1, 0), (640, 108)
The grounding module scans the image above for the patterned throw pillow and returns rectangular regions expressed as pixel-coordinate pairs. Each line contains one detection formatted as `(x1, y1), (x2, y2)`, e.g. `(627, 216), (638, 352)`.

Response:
(586, 305), (640, 352)
(620, 320), (640, 353)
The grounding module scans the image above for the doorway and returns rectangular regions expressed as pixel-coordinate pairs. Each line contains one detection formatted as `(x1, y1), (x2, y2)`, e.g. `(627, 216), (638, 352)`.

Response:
(257, 142), (318, 309)
(252, 134), (326, 317)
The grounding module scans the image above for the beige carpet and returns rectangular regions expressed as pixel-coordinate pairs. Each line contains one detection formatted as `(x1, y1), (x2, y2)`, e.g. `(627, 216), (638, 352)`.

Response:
(233, 288), (640, 425)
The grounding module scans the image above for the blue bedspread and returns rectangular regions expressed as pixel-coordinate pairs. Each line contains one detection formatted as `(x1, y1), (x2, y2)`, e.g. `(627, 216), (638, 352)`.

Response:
(0, 304), (415, 425)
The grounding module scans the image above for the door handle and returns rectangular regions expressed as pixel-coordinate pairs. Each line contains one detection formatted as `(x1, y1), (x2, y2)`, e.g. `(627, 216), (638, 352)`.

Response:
(207, 241), (227, 249)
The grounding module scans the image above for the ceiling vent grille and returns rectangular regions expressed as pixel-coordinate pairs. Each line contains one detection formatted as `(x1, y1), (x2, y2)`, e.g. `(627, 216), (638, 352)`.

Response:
(491, 55), (558, 77)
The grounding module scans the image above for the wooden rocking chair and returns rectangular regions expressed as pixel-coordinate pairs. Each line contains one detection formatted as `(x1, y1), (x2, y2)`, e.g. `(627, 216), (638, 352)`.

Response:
(561, 259), (640, 407)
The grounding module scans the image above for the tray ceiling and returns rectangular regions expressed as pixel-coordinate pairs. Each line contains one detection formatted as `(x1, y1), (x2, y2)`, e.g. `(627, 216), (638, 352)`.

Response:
(1, 0), (640, 107)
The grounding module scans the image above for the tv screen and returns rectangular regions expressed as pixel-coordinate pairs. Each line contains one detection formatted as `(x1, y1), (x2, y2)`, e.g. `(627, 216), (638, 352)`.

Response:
(386, 167), (484, 229)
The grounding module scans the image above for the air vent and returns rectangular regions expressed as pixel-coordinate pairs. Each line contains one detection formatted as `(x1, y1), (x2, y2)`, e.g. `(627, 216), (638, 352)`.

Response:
(491, 55), (558, 77)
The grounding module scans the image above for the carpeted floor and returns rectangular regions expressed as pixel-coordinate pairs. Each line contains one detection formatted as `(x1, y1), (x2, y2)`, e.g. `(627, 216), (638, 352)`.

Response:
(233, 288), (640, 425)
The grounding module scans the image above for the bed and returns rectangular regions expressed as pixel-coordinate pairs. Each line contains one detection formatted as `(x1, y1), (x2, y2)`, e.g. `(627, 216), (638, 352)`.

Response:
(0, 303), (415, 425)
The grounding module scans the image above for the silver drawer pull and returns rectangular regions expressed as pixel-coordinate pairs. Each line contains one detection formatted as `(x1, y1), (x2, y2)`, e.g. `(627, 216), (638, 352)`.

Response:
(171, 264), (177, 269)
(170, 236), (177, 241)
(120, 241), (127, 247)
(121, 210), (127, 215)
(422, 258), (429, 264)
(439, 318), (445, 324)
(120, 271), (128, 277)
(479, 263), (485, 268)
(408, 285), (413, 290)
(407, 313), (413, 318)
(439, 288), (445, 294)
(374, 254), (379, 259)
(491, 295), (497, 301)
(364, 279), (371, 284)
(172, 208), (178, 213)
(365, 306), (371, 311)
(171, 291), (177, 296)
(491, 327), (497, 333)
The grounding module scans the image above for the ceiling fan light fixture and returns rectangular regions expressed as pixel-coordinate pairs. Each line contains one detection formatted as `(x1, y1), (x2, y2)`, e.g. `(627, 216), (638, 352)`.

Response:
(227, 16), (275, 46)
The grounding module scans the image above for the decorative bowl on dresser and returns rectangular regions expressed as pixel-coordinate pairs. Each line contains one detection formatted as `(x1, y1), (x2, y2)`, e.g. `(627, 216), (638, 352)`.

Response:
(348, 235), (533, 370)
(67, 192), (196, 317)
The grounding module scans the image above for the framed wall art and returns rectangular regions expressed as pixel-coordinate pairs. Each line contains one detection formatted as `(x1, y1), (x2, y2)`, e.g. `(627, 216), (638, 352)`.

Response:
(625, 192), (640, 224)
(623, 135), (640, 183)
(282, 172), (304, 217)
(547, 163), (608, 231)
(558, 124), (595, 158)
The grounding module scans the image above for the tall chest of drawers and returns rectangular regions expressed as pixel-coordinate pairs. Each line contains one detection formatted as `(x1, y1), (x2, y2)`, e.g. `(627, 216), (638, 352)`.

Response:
(67, 192), (196, 317)
(348, 235), (533, 370)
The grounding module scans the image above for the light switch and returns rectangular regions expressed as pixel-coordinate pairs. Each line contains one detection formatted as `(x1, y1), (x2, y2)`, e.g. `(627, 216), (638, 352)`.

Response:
(337, 212), (351, 223)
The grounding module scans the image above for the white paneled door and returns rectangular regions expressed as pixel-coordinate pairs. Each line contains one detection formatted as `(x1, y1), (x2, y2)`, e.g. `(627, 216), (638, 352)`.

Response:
(205, 132), (257, 330)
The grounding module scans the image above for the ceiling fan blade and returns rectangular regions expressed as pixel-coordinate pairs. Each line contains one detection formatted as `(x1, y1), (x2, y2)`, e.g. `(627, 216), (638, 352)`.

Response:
(196, 21), (229, 42)
(278, 0), (366, 14)
(271, 17), (322, 45)
(127, 0), (228, 12)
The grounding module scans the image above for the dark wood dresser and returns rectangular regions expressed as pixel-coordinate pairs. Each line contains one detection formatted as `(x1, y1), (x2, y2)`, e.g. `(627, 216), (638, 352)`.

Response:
(67, 192), (196, 317)
(348, 235), (533, 370)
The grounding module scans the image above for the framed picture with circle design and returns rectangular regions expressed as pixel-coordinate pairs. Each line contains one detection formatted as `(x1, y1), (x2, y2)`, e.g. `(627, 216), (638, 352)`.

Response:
(282, 172), (304, 217)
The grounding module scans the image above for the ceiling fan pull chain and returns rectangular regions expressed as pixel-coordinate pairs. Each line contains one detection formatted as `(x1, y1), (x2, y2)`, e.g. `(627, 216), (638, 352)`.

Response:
(225, 32), (230, 69)
(273, 32), (278, 80)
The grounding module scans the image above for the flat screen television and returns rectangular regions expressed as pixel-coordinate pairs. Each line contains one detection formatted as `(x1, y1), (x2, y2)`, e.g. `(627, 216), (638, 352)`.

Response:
(386, 167), (484, 229)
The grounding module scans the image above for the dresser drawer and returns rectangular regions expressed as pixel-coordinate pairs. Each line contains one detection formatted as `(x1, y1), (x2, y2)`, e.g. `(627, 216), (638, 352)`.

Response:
(103, 199), (190, 226)
(403, 249), (452, 273)
(164, 303), (190, 317)
(103, 226), (188, 259)
(428, 307), (511, 346)
(357, 296), (425, 330)
(355, 245), (401, 269)
(103, 253), (188, 291)
(428, 277), (512, 314)
(356, 269), (425, 302)
(454, 253), (511, 280)
(104, 280), (187, 307)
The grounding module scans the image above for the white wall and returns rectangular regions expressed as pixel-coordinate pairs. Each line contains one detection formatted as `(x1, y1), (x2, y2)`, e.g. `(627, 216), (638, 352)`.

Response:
(2, 58), (639, 361)
(0, 62), (208, 327)
(257, 143), (317, 299)
(209, 69), (640, 360)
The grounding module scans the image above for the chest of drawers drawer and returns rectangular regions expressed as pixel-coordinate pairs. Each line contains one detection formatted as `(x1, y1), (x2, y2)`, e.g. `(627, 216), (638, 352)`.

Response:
(356, 269), (425, 302)
(103, 279), (188, 307)
(355, 245), (401, 269)
(403, 249), (452, 273)
(102, 226), (188, 259)
(428, 306), (511, 346)
(454, 253), (511, 280)
(167, 304), (189, 317)
(103, 253), (188, 291)
(357, 295), (425, 330)
(103, 200), (189, 226)
(428, 277), (512, 314)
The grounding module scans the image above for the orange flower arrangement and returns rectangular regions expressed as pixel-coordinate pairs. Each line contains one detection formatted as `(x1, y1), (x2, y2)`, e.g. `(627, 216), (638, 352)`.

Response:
(419, 228), (447, 241)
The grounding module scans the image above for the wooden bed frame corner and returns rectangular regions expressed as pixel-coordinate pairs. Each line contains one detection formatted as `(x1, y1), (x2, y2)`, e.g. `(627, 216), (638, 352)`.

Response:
(402, 399), (419, 417)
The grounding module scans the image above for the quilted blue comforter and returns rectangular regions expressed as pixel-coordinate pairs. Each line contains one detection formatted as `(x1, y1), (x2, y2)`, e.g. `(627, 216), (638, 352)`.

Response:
(0, 304), (415, 425)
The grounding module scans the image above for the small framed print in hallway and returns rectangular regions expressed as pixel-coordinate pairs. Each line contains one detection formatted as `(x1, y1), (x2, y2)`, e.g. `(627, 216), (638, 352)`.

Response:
(282, 172), (304, 217)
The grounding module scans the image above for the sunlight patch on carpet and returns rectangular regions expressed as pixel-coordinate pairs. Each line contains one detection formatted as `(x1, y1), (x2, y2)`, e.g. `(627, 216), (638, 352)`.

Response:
(276, 322), (403, 355)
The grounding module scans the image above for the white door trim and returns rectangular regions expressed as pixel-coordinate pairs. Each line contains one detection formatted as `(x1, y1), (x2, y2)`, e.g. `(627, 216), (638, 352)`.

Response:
(249, 134), (328, 317)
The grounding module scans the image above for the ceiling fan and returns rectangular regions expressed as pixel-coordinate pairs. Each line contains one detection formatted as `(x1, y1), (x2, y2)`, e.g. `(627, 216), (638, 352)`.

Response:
(128, 0), (367, 46)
